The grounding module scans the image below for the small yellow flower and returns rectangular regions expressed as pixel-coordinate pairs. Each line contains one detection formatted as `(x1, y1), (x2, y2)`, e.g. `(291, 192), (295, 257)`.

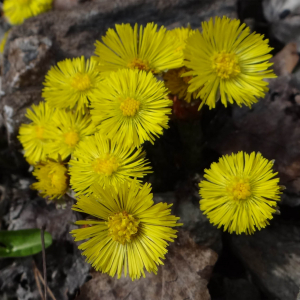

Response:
(3, 0), (52, 25)
(163, 67), (200, 103)
(163, 27), (199, 103)
(71, 180), (182, 280)
(18, 102), (55, 165)
(199, 151), (282, 235)
(90, 69), (172, 148)
(42, 56), (102, 114)
(94, 23), (183, 75)
(48, 109), (95, 160)
(184, 16), (276, 110)
(69, 132), (152, 195)
(32, 159), (69, 200)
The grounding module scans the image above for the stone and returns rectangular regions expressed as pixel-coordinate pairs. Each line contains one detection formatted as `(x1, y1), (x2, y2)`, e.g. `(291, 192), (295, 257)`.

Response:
(263, 0), (300, 51)
(230, 220), (300, 300)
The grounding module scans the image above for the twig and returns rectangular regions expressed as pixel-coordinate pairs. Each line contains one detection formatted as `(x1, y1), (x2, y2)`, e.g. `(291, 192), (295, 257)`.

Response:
(36, 267), (57, 300)
(41, 226), (47, 300)
(33, 262), (45, 300)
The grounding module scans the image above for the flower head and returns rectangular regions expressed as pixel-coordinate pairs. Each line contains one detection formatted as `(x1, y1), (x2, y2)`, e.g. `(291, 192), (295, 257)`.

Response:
(3, 0), (52, 25)
(42, 56), (102, 114)
(184, 16), (276, 110)
(94, 23), (183, 75)
(69, 132), (152, 195)
(163, 67), (200, 103)
(18, 102), (55, 165)
(168, 26), (195, 54)
(48, 109), (95, 160)
(90, 69), (172, 148)
(32, 159), (69, 200)
(199, 151), (282, 235)
(71, 180), (182, 280)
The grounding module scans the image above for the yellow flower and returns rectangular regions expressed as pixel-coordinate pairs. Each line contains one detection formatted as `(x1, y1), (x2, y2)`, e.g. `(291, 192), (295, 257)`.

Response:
(3, 0), (52, 25)
(93, 23), (183, 75)
(69, 132), (152, 195)
(90, 69), (172, 148)
(199, 151), (282, 235)
(184, 16), (276, 110)
(18, 102), (55, 165)
(163, 67), (200, 103)
(163, 27), (199, 103)
(32, 159), (69, 200)
(71, 180), (182, 280)
(48, 109), (95, 160)
(168, 26), (195, 54)
(42, 56), (102, 114)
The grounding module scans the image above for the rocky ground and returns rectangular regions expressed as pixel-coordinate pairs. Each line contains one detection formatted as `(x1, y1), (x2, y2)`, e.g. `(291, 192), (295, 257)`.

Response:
(1, 0), (300, 299)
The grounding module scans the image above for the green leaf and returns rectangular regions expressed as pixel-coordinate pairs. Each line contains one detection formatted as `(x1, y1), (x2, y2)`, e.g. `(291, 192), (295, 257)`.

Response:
(0, 229), (52, 257)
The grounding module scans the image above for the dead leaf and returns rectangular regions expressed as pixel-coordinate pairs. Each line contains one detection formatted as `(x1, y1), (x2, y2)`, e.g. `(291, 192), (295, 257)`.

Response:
(271, 43), (299, 76)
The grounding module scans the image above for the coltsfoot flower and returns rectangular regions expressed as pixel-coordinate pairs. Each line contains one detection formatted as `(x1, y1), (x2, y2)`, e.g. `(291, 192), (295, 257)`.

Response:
(199, 151), (282, 234)
(3, 0), (52, 25)
(184, 16), (276, 110)
(48, 109), (95, 160)
(42, 56), (102, 114)
(18, 102), (55, 165)
(32, 159), (69, 200)
(163, 27), (200, 103)
(90, 69), (172, 148)
(71, 180), (182, 280)
(69, 132), (152, 195)
(94, 23), (183, 74)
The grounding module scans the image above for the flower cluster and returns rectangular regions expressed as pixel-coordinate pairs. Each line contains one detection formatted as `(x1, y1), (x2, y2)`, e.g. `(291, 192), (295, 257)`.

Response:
(17, 17), (282, 280)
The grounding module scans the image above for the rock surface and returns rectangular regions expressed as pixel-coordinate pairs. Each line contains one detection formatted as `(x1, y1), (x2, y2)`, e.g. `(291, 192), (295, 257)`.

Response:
(230, 219), (300, 300)
(76, 230), (218, 300)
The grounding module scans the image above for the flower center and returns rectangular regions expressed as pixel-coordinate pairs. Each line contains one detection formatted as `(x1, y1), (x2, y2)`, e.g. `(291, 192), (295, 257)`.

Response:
(120, 97), (140, 117)
(107, 211), (140, 245)
(47, 164), (68, 193)
(35, 126), (44, 140)
(71, 73), (92, 91)
(227, 178), (251, 201)
(127, 58), (150, 71)
(64, 131), (80, 147)
(212, 52), (240, 79)
(92, 155), (119, 176)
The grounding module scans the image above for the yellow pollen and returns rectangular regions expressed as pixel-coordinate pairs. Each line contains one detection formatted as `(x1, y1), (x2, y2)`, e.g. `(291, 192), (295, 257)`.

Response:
(71, 73), (92, 91)
(212, 52), (241, 79)
(107, 211), (140, 244)
(227, 178), (251, 201)
(92, 155), (119, 176)
(179, 67), (192, 84)
(35, 126), (44, 140)
(127, 58), (150, 71)
(64, 131), (80, 147)
(120, 97), (140, 117)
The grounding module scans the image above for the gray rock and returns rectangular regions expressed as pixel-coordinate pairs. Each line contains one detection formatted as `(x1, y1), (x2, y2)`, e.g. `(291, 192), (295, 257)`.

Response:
(263, 0), (300, 50)
(230, 220), (300, 300)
